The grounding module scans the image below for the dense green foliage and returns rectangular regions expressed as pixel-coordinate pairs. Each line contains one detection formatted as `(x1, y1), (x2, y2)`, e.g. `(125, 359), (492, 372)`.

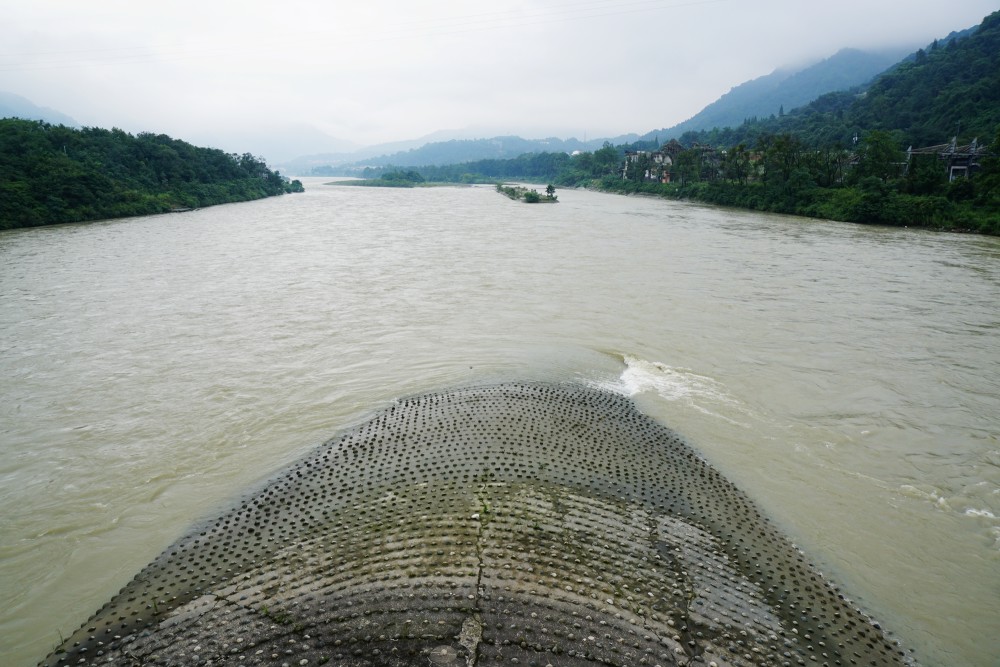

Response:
(0, 119), (302, 229)
(380, 169), (425, 184)
(594, 140), (1000, 235)
(333, 170), (430, 187)
(360, 151), (575, 183)
(669, 12), (1000, 151)
(580, 124), (998, 234)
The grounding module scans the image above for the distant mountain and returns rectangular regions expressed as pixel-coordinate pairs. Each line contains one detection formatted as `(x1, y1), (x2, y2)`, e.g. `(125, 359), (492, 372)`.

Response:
(189, 122), (360, 165)
(319, 46), (908, 173)
(318, 127), (563, 164)
(0, 91), (78, 126)
(843, 14), (998, 145)
(351, 136), (608, 167)
(0, 93), (359, 166)
(666, 11), (997, 150)
(278, 129), (484, 174)
(641, 47), (909, 142)
(303, 133), (639, 175)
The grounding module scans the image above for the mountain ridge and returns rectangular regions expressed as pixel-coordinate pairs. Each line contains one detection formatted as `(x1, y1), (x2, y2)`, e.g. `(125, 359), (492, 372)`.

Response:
(640, 46), (909, 142)
(295, 133), (640, 176)
(295, 46), (913, 174)
(2, 20), (984, 179)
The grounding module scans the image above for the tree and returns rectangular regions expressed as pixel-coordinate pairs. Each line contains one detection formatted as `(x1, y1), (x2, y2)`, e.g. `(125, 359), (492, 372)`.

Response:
(854, 130), (903, 183)
(759, 133), (804, 186)
(673, 149), (701, 185)
(593, 142), (620, 176)
(382, 169), (424, 183)
(850, 176), (902, 224)
(545, 184), (556, 197)
(0, 118), (297, 229)
(722, 143), (751, 185)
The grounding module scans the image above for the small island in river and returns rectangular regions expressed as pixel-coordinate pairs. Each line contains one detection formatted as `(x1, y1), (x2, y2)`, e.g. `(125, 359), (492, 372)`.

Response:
(328, 169), (463, 188)
(496, 183), (558, 203)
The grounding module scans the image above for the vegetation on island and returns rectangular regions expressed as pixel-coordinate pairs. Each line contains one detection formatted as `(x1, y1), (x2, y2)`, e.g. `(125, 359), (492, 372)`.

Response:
(329, 169), (437, 187)
(345, 11), (1000, 235)
(495, 183), (558, 203)
(359, 152), (575, 185)
(0, 118), (303, 230)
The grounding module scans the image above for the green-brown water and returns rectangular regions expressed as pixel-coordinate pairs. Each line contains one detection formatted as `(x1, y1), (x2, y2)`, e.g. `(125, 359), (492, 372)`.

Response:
(1, 180), (998, 666)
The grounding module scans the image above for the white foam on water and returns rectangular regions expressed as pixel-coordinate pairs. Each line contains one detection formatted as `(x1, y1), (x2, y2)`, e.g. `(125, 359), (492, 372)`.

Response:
(899, 485), (1000, 545)
(589, 354), (753, 426)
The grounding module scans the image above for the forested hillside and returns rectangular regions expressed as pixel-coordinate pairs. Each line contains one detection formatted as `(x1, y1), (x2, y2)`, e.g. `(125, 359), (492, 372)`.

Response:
(671, 11), (999, 150)
(374, 11), (999, 234)
(0, 119), (302, 230)
(642, 47), (905, 141)
(312, 45), (905, 175)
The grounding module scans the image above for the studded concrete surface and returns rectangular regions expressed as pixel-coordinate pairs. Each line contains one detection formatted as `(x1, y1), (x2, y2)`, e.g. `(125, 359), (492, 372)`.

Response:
(42, 383), (913, 667)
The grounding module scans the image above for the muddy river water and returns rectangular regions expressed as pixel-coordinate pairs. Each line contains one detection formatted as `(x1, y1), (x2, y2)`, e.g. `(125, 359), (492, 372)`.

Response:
(1, 180), (997, 665)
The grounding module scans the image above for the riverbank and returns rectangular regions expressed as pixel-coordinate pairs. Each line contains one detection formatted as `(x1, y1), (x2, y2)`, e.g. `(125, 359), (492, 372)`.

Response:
(0, 118), (303, 231)
(587, 175), (1000, 235)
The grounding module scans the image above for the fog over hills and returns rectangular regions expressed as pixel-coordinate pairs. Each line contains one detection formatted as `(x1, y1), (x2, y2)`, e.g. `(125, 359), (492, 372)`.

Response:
(282, 132), (641, 176)
(287, 46), (912, 175)
(0, 91), (78, 127)
(0, 26), (974, 177)
(639, 46), (911, 142)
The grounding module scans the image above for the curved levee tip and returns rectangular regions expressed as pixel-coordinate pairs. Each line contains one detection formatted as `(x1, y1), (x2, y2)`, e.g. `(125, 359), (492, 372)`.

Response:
(42, 382), (915, 667)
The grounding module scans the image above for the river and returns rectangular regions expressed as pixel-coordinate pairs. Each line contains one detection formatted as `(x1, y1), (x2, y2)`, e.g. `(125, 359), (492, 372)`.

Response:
(1, 179), (998, 666)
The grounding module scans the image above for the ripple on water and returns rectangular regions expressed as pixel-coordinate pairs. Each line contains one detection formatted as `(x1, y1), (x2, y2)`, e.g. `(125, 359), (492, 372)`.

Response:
(1, 182), (998, 667)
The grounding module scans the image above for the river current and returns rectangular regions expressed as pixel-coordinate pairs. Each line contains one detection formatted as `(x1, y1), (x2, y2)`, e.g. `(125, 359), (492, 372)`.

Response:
(1, 180), (998, 666)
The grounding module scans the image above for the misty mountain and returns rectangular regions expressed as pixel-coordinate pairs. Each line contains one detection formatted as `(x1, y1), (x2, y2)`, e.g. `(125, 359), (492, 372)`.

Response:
(291, 47), (907, 175)
(893, 24), (979, 66)
(641, 47), (909, 142)
(301, 133), (639, 175)
(0, 91), (78, 127)
(838, 15), (998, 145)
(658, 12), (996, 150)
(188, 122), (361, 165)
(0, 92), (357, 166)
(277, 129), (489, 174)
(345, 136), (610, 168)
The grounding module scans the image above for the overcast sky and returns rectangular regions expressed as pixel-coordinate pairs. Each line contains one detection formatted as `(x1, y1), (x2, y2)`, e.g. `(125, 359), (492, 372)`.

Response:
(1, 0), (996, 158)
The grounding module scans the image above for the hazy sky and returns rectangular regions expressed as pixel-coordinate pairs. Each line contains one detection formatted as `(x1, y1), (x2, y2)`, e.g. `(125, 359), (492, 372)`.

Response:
(1, 0), (996, 157)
